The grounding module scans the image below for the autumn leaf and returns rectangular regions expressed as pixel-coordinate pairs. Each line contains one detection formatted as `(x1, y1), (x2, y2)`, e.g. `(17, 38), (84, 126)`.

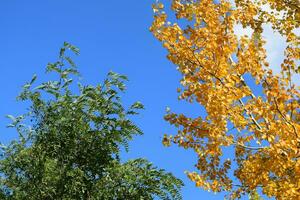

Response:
(151, 0), (300, 199)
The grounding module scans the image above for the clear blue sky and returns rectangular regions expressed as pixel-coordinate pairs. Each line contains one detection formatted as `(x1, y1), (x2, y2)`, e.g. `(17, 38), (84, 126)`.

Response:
(0, 1), (245, 199)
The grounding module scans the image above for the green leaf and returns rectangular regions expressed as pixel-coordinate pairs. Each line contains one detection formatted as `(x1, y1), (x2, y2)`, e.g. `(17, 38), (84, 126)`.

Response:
(30, 74), (37, 85)
(65, 56), (76, 67)
(34, 84), (47, 90)
(5, 115), (16, 122)
(64, 42), (80, 55)
(130, 101), (144, 110)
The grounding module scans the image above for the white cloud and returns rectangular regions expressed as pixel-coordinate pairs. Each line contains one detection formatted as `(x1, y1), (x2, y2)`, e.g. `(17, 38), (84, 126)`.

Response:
(261, 24), (286, 74)
(234, 24), (253, 38)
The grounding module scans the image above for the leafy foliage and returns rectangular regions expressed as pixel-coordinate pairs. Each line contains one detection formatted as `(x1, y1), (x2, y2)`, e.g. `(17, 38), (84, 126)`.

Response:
(0, 42), (183, 200)
(151, 0), (299, 199)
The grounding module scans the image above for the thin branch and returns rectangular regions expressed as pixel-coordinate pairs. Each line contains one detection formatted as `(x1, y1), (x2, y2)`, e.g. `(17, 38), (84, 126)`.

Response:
(228, 56), (271, 130)
(263, 79), (299, 138)
(187, 46), (264, 132)
(233, 142), (266, 150)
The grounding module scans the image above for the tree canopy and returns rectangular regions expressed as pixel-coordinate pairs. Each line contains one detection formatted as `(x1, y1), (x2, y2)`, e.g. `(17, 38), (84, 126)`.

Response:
(0, 43), (183, 200)
(151, 0), (300, 199)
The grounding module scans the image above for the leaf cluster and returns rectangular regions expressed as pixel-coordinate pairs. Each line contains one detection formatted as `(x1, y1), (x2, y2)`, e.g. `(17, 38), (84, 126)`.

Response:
(0, 43), (183, 200)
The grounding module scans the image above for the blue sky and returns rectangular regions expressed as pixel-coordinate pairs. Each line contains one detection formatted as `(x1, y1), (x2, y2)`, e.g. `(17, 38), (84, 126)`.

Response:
(0, 1), (273, 199)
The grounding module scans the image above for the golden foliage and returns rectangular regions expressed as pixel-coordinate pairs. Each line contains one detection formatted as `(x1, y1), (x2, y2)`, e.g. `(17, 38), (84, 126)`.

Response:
(151, 0), (300, 199)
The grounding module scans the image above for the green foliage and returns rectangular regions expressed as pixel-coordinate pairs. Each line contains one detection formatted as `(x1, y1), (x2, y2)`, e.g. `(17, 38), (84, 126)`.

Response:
(0, 43), (183, 200)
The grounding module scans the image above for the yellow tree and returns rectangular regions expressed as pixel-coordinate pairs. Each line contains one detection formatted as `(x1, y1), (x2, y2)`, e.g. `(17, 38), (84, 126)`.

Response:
(150, 0), (300, 199)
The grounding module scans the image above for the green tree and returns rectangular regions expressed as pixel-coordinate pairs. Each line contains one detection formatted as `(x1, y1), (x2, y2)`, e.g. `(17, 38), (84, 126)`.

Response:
(0, 42), (183, 200)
